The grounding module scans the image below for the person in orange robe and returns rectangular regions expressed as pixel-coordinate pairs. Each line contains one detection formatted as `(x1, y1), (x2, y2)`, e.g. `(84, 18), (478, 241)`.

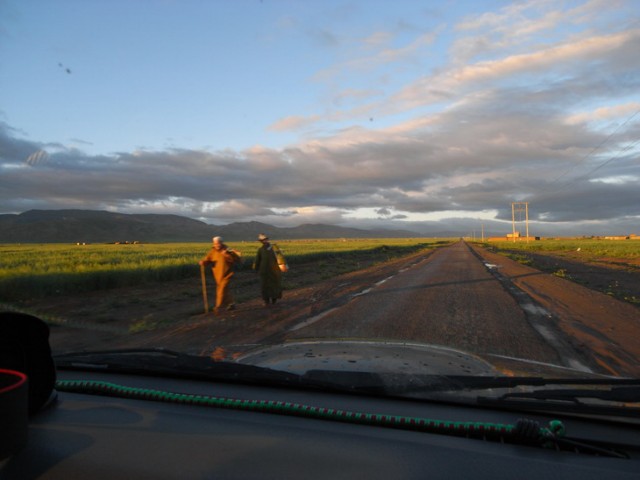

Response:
(199, 236), (240, 314)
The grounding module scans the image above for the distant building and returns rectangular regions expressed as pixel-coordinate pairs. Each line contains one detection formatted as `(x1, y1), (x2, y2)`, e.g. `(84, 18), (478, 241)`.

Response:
(487, 231), (540, 242)
(604, 234), (638, 240)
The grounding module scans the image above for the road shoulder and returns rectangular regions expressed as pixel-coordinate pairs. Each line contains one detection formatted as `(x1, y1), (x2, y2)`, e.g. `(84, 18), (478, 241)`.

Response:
(469, 243), (640, 377)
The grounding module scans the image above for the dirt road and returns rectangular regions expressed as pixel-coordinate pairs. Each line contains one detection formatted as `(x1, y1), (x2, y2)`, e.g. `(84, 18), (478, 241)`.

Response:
(82, 240), (639, 377)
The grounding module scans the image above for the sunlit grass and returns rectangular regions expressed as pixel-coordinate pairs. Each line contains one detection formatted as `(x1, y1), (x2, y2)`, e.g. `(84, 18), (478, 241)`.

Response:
(484, 239), (640, 260)
(0, 238), (448, 299)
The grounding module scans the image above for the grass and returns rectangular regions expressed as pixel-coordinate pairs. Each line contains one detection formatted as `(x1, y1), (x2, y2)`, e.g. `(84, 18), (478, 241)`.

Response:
(0, 238), (449, 300)
(503, 253), (534, 266)
(479, 238), (639, 272)
(483, 238), (640, 260)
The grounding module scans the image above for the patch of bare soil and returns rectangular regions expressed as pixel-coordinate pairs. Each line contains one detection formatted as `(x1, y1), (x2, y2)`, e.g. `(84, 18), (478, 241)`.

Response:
(16, 248), (435, 354)
(490, 247), (640, 306)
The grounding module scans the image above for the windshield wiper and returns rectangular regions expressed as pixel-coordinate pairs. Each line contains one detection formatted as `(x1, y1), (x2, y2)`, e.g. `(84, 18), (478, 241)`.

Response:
(304, 371), (640, 394)
(302, 371), (640, 417)
(476, 384), (640, 418)
(497, 385), (640, 403)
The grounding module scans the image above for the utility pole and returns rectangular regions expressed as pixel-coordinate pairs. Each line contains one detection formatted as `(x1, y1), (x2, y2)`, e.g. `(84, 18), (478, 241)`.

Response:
(511, 202), (530, 243)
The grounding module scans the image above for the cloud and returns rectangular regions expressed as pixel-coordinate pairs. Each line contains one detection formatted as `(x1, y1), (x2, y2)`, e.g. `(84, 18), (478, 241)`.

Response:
(331, 88), (384, 107)
(395, 28), (640, 110)
(313, 29), (439, 83)
(272, 9), (640, 137)
(200, 199), (277, 220)
(2, 69), (639, 235)
(564, 102), (640, 125)
(268, 115), (322, 132)
(1, 2), (639, 236)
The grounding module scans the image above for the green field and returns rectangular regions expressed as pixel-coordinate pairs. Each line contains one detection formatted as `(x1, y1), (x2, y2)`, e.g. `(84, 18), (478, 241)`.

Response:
(0, 238), (445, 299)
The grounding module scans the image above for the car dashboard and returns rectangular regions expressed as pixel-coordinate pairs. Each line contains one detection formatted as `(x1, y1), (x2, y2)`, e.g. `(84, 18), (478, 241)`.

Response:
(2, 367), (640, 480)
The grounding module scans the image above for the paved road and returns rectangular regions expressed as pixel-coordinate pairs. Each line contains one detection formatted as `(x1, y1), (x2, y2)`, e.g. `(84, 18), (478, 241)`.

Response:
(284, 241), (575, 368)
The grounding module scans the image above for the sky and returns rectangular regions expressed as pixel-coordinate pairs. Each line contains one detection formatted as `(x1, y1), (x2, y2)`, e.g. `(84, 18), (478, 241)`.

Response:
(1, 0), (639, 237)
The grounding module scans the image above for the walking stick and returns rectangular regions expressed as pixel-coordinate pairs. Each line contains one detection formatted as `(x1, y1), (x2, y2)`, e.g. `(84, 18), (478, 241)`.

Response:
(200, 264), (209, 314)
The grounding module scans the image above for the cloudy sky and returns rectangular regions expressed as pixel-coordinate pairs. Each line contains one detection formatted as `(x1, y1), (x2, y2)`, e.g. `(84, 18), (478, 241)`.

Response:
(1, 0), (639, 236)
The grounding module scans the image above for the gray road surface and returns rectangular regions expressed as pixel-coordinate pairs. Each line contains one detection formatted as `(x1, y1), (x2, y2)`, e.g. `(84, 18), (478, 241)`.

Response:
(285, 241), (567, 366)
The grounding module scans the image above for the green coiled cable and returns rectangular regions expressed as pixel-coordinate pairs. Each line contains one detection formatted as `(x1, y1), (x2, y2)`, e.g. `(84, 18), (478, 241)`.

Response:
(55, 379), (565, 448)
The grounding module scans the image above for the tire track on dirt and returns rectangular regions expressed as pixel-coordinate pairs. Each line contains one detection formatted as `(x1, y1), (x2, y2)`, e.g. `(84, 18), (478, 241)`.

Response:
(469, 244), (640, 377)
(466, 245), (593, 373)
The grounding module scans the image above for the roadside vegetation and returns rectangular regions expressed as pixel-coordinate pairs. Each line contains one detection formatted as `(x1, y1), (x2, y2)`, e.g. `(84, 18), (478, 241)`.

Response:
(484, 238), (640, 260)
(0, 239), (448, 300)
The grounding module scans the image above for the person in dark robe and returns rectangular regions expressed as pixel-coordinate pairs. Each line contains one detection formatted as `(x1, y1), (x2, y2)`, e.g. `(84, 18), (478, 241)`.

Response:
(253, 233), (283, 306)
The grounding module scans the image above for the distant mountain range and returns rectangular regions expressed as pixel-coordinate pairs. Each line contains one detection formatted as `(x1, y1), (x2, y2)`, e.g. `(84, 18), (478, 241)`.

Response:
(0, 210), (422, 243)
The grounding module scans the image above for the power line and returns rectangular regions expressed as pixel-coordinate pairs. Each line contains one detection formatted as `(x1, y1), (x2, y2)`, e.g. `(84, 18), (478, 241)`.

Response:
(542, 108), (640, 192)
(569, 137), (640, 184)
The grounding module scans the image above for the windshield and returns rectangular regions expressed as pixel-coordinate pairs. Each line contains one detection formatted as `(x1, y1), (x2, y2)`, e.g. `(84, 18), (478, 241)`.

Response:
(1, 1), (639, 414)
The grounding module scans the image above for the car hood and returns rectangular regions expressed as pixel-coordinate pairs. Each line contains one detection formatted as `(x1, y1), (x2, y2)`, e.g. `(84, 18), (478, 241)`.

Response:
(235, 340), (500, 376)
